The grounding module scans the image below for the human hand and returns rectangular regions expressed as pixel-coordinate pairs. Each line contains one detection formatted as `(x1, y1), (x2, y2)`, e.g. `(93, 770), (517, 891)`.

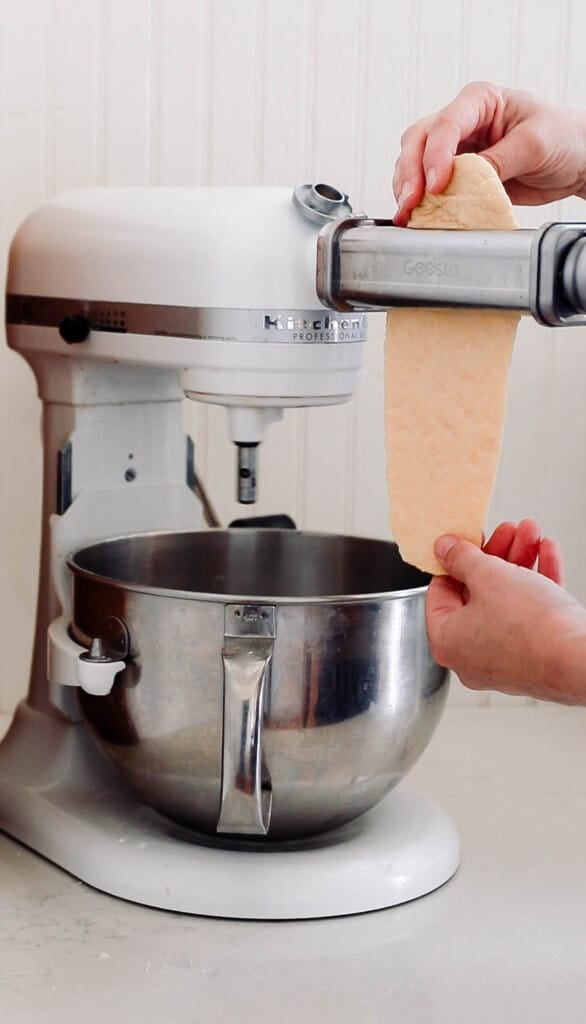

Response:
(393, 81), (586, 225)
(481, 518), (563, 583)
(425, 519), (586, 704)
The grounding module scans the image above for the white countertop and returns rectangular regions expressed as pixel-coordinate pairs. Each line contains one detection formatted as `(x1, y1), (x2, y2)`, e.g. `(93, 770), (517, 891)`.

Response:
(1, 704), (585, 1023)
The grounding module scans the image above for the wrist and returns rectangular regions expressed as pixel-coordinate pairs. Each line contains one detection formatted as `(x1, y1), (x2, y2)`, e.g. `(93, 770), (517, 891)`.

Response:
(544, 614), (586, 705)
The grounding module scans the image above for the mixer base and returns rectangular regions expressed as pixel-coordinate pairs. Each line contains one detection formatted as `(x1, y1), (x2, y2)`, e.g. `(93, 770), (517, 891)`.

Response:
(0, 703), (460, 919)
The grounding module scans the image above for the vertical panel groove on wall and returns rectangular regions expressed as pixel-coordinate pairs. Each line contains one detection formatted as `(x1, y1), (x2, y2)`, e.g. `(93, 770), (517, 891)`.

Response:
(41, 0), (53, 199)
(353, 0), (369, 211)
(458, 0), (470, 84)
(148, 0), (162, 186)
(199, 0), (213, 186)
(407, 0), (420, 122)
(253, 0), (267, 183)
(556, 0), (570, 103)
(95, 0), (107, 185)
(509, 0), (521, 87)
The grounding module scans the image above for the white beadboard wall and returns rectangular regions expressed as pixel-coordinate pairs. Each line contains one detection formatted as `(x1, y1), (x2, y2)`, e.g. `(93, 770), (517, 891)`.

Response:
(1, 0), (586, 713)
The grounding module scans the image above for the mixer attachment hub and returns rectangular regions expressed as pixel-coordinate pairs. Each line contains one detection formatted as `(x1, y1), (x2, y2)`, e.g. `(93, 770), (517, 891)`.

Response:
(292, 182), (352, 225)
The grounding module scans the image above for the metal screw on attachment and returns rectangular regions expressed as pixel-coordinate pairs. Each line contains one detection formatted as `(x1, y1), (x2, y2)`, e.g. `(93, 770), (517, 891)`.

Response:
(80, 638), (119, 664)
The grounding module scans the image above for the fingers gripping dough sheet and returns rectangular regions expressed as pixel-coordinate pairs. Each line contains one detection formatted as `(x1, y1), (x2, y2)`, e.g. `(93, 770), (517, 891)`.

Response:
(385, 154), (520, 575)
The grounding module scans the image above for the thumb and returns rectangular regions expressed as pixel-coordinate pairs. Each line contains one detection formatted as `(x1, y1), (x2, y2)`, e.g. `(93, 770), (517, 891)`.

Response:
(434, 535), (484, 584)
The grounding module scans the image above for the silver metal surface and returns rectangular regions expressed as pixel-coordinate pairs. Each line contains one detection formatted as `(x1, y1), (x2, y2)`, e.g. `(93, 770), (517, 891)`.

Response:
(79, 638), (111, 664)
(317, 218), (534, 310)
(561, 239), (586, 312)
(68, 530), (448, 841)
(236, 444), (257, 505)
(5, 296), (367, 344)
(292, 182), (353, 226)
(316, 218), (586, 325)
(217, 604), (276, 835)
(536, 223), (586, 325)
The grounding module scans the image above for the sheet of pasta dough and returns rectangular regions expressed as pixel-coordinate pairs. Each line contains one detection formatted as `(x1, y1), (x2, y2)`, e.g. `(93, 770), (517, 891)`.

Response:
(385, 153), (520, 575)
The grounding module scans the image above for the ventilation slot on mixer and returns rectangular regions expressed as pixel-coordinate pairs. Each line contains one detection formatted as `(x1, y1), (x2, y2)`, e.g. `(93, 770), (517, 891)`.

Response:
(93, 309), (128, 333)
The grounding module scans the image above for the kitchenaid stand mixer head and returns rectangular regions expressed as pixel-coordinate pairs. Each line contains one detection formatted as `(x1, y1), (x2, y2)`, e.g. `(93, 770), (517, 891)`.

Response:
(1, 181), (586, 919)
(5, 181), (368, 506)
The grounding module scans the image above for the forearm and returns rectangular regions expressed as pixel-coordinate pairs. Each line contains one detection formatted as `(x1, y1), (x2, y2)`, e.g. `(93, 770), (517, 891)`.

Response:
(543, 617), (586, 705)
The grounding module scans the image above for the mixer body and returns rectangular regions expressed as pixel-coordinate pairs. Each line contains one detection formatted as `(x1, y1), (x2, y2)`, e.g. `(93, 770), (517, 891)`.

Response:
(25, 181), (586, 910)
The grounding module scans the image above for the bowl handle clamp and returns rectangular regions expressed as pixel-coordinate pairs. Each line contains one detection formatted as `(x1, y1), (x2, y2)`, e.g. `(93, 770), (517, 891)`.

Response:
(217, 604), (275, 837)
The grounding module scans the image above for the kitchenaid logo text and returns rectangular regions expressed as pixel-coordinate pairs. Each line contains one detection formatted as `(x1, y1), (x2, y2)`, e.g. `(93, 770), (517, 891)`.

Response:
(403, 258), (459, 278)
(264, 313), (364, 342)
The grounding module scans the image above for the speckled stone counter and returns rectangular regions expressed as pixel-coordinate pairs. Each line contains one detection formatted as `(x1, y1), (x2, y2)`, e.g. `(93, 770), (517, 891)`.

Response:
(1, 705), (585, 1023)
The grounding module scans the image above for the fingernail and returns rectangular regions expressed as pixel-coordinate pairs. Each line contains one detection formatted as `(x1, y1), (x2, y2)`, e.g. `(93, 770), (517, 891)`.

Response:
(426, 167), (438, 191)
(434, 535), (458, 561)
(397, 182), (412, 208)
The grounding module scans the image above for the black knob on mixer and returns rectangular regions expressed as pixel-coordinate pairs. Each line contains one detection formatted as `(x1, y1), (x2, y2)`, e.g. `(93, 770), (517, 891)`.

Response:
(59, 314), (91, 344)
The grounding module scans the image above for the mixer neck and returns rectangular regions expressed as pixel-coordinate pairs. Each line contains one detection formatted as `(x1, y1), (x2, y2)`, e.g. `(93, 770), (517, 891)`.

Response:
(23, 359), (203, 716)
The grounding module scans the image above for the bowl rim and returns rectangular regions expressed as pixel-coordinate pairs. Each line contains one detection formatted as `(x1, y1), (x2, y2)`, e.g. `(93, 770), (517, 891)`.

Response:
(67, 528), (430, 605)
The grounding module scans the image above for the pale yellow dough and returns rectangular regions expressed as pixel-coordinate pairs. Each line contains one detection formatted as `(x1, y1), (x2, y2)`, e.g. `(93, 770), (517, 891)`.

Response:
(385, 153), (520, 575)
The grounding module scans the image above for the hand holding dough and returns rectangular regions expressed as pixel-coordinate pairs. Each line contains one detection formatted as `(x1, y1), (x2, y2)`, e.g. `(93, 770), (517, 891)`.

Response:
(385, 153), (520, 575)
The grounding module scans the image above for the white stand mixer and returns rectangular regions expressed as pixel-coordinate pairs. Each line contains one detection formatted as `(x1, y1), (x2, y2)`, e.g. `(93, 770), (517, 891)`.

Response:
(3, 183), (583, 918)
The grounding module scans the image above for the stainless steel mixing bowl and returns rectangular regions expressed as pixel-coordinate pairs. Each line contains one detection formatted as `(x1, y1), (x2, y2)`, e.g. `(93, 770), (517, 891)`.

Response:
(68, 529), (448, 840)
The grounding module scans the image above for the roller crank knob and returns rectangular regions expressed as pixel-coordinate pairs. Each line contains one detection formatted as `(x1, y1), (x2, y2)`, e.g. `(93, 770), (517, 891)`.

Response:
(59, 314), (91, 344)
